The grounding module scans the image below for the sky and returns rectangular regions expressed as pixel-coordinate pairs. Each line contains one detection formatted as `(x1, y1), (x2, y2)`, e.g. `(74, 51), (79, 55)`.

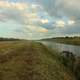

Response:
(0, 0), (80, 39)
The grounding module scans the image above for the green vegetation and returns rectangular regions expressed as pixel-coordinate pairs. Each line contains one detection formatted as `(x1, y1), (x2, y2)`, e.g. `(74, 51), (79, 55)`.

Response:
(0, 41), (75, 80)
(60, 52), (80, 80)
(0, 38), (21, 41)
(41, 37), (80, 45)
(74, 57), (80, 80)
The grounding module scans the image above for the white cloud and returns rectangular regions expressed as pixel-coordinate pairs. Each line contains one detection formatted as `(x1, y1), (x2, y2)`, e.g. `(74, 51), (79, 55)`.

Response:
(0, 1), (29, 10)
(56, 20), (65, 27)
(40, 19), (49, 24)
(68, 20), (75, 25)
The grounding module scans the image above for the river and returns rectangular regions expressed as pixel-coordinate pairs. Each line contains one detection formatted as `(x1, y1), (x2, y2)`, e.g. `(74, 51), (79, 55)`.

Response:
(40, 41), (80, 57)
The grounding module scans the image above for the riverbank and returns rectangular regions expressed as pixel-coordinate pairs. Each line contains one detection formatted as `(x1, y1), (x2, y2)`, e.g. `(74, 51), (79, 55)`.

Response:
(53, 38), (80, 45)
(40, 40), (80, 80)
(0, 41), (75, 80)
(41, 37), (80, 45)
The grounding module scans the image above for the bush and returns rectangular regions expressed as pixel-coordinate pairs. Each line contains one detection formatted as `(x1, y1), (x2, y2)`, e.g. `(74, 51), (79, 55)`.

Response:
(74, 57), (80, 80)
(60, 51), (75, 72)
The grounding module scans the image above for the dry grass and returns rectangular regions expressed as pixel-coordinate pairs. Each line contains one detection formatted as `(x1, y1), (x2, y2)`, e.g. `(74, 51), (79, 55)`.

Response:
(0, 41), (75, 80)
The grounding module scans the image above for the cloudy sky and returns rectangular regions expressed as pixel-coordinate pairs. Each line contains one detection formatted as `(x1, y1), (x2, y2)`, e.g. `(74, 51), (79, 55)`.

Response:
(0, 0), (80, 39)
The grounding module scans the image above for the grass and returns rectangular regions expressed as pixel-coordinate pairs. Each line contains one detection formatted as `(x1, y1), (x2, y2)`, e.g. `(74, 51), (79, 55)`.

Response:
(0, 41), (75, 80)
(53, 38), (80, 45)
(41, 37), (80, 45)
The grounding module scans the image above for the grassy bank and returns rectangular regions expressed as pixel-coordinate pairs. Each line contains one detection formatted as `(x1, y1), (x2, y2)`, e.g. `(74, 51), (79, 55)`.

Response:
(41, 37), (80, 45)
(53, 38), (80, 45)
(0, 41), (75, 80)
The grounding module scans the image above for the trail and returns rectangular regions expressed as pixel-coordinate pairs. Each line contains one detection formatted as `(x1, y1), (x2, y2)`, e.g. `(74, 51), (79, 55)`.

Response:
(0, 41), (75, 80)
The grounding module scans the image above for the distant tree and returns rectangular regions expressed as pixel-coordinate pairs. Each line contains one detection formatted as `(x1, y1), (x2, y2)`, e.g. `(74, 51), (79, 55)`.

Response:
(0, 37), (20, 41)
(65, 36), (69, 38)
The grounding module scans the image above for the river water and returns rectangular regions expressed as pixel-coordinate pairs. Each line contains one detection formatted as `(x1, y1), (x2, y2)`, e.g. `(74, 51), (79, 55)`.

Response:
(40, 41), (80, 57)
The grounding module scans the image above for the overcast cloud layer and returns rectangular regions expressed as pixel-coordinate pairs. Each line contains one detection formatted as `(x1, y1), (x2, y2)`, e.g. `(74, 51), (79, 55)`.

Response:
(0, 0), (80, 39)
